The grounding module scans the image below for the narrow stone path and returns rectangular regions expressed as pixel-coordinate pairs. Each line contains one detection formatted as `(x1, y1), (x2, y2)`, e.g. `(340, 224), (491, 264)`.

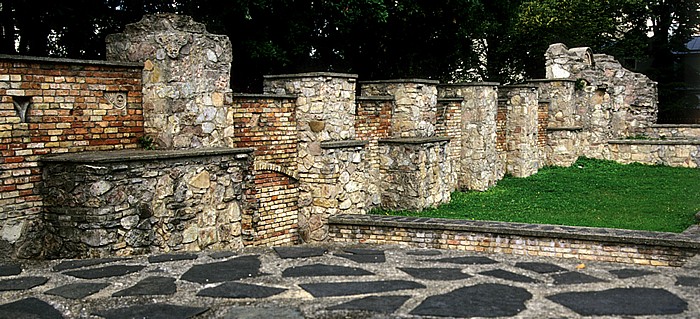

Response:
(1, 244), (699, 318)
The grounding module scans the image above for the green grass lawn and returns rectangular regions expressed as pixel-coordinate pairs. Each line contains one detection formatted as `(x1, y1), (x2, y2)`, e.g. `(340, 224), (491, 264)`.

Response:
(374, 157), (700, 233)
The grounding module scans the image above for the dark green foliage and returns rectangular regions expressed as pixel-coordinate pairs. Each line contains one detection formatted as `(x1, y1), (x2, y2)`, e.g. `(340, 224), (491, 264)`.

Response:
(374, 158), (700, 233)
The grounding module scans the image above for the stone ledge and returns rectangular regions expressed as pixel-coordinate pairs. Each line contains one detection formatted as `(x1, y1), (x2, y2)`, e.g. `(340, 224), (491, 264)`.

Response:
(547, 126), (584, 131)
(439, 81), (501, 87)
(231, 93), (297, 100)
(652, 124), (700, 129)
(538, 99), (551, 103)
(328, 214), (700, 250)
(378, 137), (451, 145)
(526, 78), (578, 83)
(320, 140), (368, 149)
(608, 139), (700, 145)
(41, 147), (254, 163)
(0, 54), (143, 68)
(500, 84), (540, 89)
(437, 97), (464, 103)
(264, 72), (359, 79)
(356, 96), (395, 101)
(359, 79), (440, 85)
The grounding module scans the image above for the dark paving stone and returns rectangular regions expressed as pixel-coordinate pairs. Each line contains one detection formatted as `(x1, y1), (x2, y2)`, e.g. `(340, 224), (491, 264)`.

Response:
(300, 280), (425, 297)
(431, 256), (498, 265)
(343, 248), (384, 255)
(551, 271), (606, 285)
(479, 269), (540, 283)
(45, 282), (110, 299)
(274, 246), (327, 259)
(148, 253), (198, 263)
(52, 258), (125, 272)
(0, 297), (64, 319)
(335, 252), (385, 263)
(181, 255), (263, 284)
(0, 264), (21, 277)
(327, 295), (410, 313)
(63, 265), (145, 279)
(0, 276), (48, 291)
(334, 248), (386, 263)
(515, 262), (567, 274)
(209, 251), (237, 259)
(410, 283), (532, 317)
(224, 306), (304, 319)
(609, 268), (657, 279)
(112, 276), (177, 297)
(406, 250), (441, 256)
(676, 276), (700, 287)
(399, 267), (472, 281)
(548, 288), (687, 316)
(93, 303), (208, 319)
(282, 264), (373, 277)
(197, 282), (287, 299)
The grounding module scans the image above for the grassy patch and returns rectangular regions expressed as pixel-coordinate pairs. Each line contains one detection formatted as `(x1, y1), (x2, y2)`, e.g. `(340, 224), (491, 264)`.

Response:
(373, 158), (700, 233)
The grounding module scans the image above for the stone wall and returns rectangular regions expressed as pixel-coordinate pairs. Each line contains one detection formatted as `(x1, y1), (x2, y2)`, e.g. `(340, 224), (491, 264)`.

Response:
(499, 85), (540, 177)
(106, 14), (232, 149)
(329, 214), (699, 267)
(378, 138), (452, 210)
(439, 83), (503, 191)
(608, 140), (700, 168)
(263, 73), (374, 242)
(0, 55), (143, 258)
(360, 80), (439, 138)
(40, 148), (254, 258)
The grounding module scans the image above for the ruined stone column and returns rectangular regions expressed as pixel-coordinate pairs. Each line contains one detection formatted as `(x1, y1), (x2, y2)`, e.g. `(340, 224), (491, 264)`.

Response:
(500, 85), (540, 177)
(263, 73), (371, 242)
(439, 83), (503, 191)
(106, 14), (232, 149)
(360, 79), (439, 138)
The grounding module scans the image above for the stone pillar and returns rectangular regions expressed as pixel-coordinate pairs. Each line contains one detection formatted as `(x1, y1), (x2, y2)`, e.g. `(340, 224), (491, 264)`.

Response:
(106, 14), (233, 149)
(529, 79), (581, 166)
(500, 85), (540, 177)
(439, 83), (503, 191)
(263, 73), (371, 242)
(360, 79), (439, 137)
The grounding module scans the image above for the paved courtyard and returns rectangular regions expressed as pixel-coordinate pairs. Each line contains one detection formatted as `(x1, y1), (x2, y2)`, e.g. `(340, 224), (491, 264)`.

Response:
(1, 243), (699, 318)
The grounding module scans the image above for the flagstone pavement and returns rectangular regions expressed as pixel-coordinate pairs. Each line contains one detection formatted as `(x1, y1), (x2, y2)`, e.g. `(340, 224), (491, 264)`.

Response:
(1, 244), (699, 318)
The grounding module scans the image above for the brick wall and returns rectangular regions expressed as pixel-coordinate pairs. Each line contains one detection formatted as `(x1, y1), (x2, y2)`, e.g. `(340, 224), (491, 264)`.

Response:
(230, 94), (300, 246)
(0, 55), (143, 256)
(496, 104), (507, 152)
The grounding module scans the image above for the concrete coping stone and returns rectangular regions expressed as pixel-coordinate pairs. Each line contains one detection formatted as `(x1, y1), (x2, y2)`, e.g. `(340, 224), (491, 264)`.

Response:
(652, 124), (700, 129)
(608, 139), (700, 145)
(547, 126), (584, 131)
(437, 97), (464, 102)
(439, 81), (501, 87)
(539, 99), (552, 103)
(500, 84), (540, 89)
(0, 54), (143, 68)
(320, 140), (368, 149)
(231, 93), (297, 100)
(263, 72), (358, 79)
(356, 96), (395, 101)
(328, 214), (700, 249)
(359, 79), (440, 85)
(526, 78), (578, 83)
(378, 137), (451, 145)
(40, 147), (254, 163)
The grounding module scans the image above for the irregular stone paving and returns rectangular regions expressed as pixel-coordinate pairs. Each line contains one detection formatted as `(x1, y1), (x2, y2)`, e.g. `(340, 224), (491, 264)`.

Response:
(0, 244), (699, 318)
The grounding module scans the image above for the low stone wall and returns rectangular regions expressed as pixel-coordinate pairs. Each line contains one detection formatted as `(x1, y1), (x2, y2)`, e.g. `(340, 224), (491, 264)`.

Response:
(608, 139), (700, 168)
(647, 124), (700, 139)
(329, 215), (700, 267)
(378, 137), (452, 210)
(40, 148), (254, 258)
